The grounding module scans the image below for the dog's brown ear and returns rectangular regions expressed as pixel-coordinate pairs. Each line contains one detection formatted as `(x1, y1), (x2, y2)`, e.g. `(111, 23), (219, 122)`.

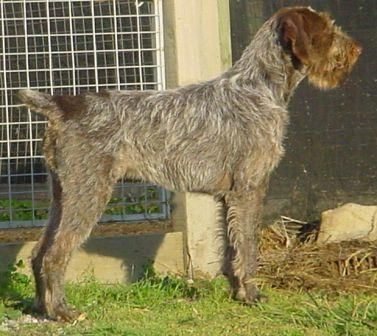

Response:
(278, 8), (330, 66)
(279, 11), (312, 65)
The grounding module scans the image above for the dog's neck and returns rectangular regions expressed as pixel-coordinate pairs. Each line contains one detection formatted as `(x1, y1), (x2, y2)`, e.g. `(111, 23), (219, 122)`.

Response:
(228, 21), (306, 106)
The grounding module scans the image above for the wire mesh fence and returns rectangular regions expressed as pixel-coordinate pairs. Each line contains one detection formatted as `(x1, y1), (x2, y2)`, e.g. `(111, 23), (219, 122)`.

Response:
(0, 0), (169, 228)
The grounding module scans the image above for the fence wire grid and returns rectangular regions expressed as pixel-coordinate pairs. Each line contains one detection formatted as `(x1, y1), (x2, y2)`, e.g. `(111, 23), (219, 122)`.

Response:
(0, 0), (169, 228)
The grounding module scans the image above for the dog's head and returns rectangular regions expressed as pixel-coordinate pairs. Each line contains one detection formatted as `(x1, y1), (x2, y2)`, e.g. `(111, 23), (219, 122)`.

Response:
(276, 7), (362, 89)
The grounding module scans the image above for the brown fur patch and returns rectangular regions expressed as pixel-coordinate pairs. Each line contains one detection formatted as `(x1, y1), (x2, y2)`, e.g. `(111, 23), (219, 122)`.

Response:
(52, 91), (110, 121)
(52, 95), (87, 121)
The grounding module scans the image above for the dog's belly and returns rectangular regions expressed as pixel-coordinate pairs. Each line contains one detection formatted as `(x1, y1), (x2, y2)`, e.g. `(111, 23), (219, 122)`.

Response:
(134, 158), (232, 195)
(115, 140), (234, 194)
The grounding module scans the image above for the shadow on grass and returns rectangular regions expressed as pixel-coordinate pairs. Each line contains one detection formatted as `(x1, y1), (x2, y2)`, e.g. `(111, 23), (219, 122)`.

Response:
(137, 265), (201, 299)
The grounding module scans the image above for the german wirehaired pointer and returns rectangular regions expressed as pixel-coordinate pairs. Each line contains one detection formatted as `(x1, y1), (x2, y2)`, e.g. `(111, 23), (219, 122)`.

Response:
(18, 7), (361, 320)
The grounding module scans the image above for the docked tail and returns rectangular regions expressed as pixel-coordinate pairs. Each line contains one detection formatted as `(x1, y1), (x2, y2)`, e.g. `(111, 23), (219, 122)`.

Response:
(18, 90), (58, 118)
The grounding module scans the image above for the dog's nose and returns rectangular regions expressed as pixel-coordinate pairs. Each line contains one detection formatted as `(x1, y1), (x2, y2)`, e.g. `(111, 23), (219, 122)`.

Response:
(354, 42), (362, 55)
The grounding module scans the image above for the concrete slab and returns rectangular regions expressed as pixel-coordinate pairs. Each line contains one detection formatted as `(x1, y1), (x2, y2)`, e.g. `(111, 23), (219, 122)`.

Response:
(0, 232), (184, 283)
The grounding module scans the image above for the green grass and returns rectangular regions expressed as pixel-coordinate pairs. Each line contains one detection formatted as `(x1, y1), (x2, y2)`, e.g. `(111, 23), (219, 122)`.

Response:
(0, 264), (376, 336)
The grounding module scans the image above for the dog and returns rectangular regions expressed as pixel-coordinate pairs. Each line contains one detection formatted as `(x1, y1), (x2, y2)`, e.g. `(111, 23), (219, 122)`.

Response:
(18, 7), (361, 320)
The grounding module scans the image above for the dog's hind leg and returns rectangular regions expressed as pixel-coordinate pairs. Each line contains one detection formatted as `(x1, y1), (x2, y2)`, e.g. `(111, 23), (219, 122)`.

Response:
(31, 170), (64, 319)
(31, 155), (116, 321)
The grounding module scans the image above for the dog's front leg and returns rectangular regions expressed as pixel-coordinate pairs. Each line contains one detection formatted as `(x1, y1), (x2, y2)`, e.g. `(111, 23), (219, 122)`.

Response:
(223, 183), (266, 304)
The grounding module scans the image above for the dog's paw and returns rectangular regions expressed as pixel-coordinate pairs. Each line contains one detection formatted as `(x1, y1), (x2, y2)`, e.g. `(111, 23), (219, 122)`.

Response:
(233, 283), (267, 305)
(35, 301), (82, 322)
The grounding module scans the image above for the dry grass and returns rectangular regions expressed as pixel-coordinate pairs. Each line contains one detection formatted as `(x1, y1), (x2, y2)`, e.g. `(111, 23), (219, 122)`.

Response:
(258, 217), (377, 293)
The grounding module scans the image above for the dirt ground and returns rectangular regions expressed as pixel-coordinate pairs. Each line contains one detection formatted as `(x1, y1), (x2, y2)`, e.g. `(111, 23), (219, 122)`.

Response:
(0, 221), (173, 243)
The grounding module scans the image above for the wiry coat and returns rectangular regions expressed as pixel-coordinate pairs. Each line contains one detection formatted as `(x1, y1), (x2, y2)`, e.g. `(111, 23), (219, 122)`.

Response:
(18, 6), (361, 321)
(26, 29), (293, 193)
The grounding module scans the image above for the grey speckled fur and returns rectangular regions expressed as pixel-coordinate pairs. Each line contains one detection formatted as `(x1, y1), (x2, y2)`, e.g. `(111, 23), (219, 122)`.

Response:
(18, 6), (361, 321)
